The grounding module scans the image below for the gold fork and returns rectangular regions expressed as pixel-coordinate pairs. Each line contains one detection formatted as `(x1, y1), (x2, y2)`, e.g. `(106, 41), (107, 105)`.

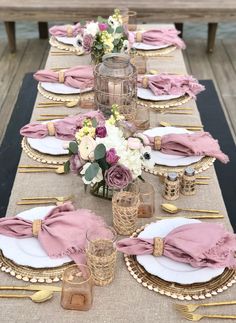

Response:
(180, 312), (236, 321)
(17, 195), (74, 205)
(175, 300), (236, 313)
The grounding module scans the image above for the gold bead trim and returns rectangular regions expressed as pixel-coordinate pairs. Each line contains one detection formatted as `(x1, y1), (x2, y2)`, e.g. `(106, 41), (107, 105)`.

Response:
(32, 219), (42, 237)
(66, 25), (73, 37)
(47, 122), (56, 136)
(154, 136), (162, 151)
(142, 76), (149, 89)
(153, 237), (164, 256)
(136, 32), (143, 42)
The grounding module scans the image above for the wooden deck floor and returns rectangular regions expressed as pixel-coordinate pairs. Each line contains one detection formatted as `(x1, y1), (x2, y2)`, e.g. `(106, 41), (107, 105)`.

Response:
(0, 25), (235, 143)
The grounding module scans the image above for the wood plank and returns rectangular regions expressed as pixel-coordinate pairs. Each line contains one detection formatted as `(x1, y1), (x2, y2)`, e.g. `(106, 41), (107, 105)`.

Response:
(0, 40), (28, 112)
(186, 38), (236, 143)
(222, 38), (236, 72)
(0, 39), (48, 142)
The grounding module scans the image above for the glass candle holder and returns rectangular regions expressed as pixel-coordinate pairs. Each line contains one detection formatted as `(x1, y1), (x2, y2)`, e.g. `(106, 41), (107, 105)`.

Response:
(86, 226), (117, 286)
(123, 11), (137, 31)
(94, 53), (137, 118)
(130, 182), (155, 218)
(112, 191), (139, 235)
(130, 55), (147, 74)
(61, 264), (93, 311)
(133, 105), (150, 130)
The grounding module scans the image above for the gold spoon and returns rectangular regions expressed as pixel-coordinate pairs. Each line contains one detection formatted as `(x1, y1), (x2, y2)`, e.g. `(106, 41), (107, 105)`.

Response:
(161, 203), (219, 214)
(0, 290), (53, 303)
(37, 100), (79, 108)
(18, 165), (65, 174)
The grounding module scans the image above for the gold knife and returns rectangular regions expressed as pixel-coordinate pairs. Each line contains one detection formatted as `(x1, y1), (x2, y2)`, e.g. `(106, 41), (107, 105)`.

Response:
(0, 285), (61, 292)
(156, 215), (224, 220)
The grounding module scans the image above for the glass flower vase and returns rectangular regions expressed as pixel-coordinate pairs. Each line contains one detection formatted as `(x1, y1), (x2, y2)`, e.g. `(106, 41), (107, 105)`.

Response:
(90, 181), (113, 200)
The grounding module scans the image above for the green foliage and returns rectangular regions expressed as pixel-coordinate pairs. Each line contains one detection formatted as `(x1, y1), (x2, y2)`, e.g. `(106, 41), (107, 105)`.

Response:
(69, 141), (78, 154)
(94, 143), (106, 160)
(64, 160), (70, 174)
(84, 162), (100, 181)
(91, 118), (98, 128)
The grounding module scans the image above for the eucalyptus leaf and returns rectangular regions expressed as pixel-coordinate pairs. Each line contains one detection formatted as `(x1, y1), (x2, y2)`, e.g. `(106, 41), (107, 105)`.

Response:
(107, 27), (114, 34)
(84, 162), (100, 181)
(91, 118), (98, 128)
(115, 26), (123, 33)
(94, 144), (106, 160)
(69, 141), (78, 154)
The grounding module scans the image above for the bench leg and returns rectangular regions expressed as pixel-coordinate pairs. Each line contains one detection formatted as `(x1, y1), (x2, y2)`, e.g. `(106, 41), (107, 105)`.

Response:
(175, 23), (183, 37)
(207, 23), (218, 53)
(4, 22), (16, 53)
(38, 22), (49, 39)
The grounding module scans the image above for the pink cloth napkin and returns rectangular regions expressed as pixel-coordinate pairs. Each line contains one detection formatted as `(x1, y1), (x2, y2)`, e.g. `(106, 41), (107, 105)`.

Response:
(117, 222), (236, 269)
(33, 66), (94, 89)
(49, 22), (82, 37)
(140, 131), (229, 163)
(129, 28), (186, 49)
(20, 110), (105, 140)
(0, 202), (107, 264)
(138, 74), (205, 99)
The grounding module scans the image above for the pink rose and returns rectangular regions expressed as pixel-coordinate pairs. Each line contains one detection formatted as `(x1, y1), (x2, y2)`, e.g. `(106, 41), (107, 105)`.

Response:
(95, 126), (107, 138)
(69, 154), (84, 173)
(127, 137), (142, 150)
(98, 23), (108, 31)
(82, 34), (94, 53)
(105, 164), (132, 190)
(106, 148), (120, 165)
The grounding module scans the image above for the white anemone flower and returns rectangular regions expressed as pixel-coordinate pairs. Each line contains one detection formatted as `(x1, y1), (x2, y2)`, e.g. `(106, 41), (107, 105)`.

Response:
(141, 146), (155, 169)
(80, 162), (103, 185)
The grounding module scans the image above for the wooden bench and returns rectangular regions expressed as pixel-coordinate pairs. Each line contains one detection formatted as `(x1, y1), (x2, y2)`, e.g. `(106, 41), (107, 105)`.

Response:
(0, 0), (236, 53)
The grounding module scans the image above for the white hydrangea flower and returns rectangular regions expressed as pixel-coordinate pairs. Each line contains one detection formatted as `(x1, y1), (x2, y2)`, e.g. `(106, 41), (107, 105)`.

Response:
(85, 22), (99, 37)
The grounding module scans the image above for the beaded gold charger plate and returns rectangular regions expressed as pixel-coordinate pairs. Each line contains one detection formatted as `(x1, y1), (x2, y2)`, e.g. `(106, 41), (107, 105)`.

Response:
(124, 225), (236, 300)
(143, 156), (215, 176)
(49, 36), (84, 54)
(22, 137), (69, 165)
(0, 250), (72, 283)
(38, 84), (94, 103)
(133, 45), (176, 57)
(138, 94), (191, 110)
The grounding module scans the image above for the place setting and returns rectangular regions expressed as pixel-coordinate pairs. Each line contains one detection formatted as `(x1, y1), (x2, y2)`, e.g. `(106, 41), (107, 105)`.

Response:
(35, 65), (94, 103)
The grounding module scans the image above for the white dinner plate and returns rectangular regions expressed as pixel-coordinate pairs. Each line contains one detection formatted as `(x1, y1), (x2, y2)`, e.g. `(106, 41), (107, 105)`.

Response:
(132, 42), (170, 51)
(0, 206), (71, 268)
(137, 218), (224, 284)
(138, 87), (182, 101)
(143, 127), (203, 166)
(27, 119), (70, 155)
(55, 36), (77, 46)
(41, 82), (93, 95)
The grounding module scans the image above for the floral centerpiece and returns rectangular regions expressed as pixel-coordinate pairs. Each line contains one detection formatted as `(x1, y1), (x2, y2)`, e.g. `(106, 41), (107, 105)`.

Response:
(75, 9), (130, 64)
(64, 105), (152, 199)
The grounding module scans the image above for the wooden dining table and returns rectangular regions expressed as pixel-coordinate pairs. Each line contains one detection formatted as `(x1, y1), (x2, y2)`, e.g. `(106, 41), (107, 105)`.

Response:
(0, 24), (235, 323)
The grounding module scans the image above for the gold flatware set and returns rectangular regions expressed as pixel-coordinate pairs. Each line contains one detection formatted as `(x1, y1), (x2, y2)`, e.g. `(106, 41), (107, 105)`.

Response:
(51, 50), (82, 56)
(17, 195), (73, 205)
(0, 285), (61, 303)
(18, 165), (65, 174)
(157, 203), (223, 219)
(175, 300), (236, 321)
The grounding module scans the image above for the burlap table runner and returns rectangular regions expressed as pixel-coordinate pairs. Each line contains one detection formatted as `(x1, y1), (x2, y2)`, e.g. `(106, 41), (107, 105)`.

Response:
(0, 25), (235, 323)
